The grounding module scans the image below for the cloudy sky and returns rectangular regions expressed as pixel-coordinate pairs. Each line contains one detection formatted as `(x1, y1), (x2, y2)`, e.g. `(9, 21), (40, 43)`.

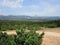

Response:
(0, 0), (60, 16)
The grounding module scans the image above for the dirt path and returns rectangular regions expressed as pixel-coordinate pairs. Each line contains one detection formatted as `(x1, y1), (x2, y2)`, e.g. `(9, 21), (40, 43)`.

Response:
(36, 31), (60, 45)
(42, 32), (60, 45)
(40, 27), (60, 32)
(36, 31), (60, 37)
(44, 32), (60, 37)
(1, 30), (16, 35)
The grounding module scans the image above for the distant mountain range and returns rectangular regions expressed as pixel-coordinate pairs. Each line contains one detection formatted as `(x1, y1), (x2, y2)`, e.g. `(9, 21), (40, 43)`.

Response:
(0, 15), (60, 21)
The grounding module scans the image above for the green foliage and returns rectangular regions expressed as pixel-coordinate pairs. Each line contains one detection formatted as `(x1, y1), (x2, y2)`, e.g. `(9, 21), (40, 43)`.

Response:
(45, 24), (57, 28)
(0, 29), (44, 45)
(15, 29), (44, 45)
(0, 20), (60, 31)
(0, 32), (16, 45)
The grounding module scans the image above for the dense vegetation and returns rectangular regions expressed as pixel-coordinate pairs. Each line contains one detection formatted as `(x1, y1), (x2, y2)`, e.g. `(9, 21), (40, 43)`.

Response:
(0, 20), (60, 45)
(0, 29), (44, 45)
(0, 20), (60, 31)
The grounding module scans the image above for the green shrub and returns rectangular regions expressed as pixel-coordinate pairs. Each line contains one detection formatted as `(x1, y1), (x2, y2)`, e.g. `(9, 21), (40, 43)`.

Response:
(46, 24), (57, 28)
(15, 29), (44, 45)
(0, 29), (44, 45)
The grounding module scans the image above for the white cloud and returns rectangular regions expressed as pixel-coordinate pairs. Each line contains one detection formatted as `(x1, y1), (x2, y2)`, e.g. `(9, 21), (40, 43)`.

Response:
(36, 1), (60, 16)
(17, 4), (60, 16)
(24, 2), (60, 16)
(0, 0), (24, 8)
(0, 0), (60, 16)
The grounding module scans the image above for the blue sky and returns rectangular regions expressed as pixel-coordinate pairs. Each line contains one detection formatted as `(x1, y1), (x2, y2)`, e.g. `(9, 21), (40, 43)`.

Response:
(0, 0), (60, 16)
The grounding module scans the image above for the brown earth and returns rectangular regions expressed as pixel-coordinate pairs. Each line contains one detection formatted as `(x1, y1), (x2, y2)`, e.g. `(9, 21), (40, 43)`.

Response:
(42, 34), (60, 45)
(39, 27), (60, 32)
(37, 28), (60, 45)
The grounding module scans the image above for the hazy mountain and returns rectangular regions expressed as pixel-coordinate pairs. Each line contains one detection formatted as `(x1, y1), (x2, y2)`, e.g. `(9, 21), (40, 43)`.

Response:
(0, 15), (60, 20)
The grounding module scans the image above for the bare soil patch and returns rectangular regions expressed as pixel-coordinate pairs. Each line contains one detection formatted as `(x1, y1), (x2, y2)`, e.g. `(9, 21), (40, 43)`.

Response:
(40, 27), (60, 32)
(42, 32), (60, 45)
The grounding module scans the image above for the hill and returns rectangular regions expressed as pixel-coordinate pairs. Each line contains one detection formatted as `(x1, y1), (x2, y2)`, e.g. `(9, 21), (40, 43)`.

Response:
(0, 15), (60, 20)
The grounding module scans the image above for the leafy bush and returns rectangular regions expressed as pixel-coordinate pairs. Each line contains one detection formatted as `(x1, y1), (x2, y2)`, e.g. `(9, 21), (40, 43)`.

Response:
(0, 32), (16, 45)
(15, 29), (44, 45)
(0, 29), (44, 45)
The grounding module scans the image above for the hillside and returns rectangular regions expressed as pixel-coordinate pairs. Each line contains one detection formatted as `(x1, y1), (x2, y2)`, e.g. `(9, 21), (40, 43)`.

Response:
(0, 15), (60, 20)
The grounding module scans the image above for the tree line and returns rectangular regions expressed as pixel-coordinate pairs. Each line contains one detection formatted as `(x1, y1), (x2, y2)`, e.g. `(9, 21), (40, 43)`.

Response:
(0, 20), (60, 31)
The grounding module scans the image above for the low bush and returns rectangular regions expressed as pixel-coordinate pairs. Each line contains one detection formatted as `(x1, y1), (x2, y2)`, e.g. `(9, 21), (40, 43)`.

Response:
(0, 29), (44, 45)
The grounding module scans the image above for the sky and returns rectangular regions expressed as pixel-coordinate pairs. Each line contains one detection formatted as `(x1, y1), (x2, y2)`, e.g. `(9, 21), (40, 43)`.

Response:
(0, 0), (60, 16)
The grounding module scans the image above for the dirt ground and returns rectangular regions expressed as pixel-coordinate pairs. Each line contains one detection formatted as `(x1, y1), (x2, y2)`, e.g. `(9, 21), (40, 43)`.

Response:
(37, 28), (60, 45)
(40, 27), (60, 32)
(42, 34), (60, 45)
(0, 28), (60, 45)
